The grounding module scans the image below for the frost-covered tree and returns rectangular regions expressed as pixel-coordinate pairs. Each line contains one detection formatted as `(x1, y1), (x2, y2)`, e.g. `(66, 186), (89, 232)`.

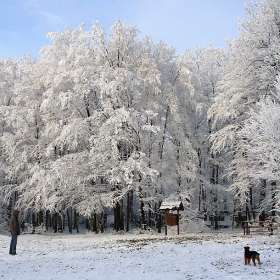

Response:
(0, 18), (231, 232)
(0, 56), (43, 196)
(232, 77), (280, 214)
(208, 0), (280, 220)
(0, 26), (97, 232)
(0, 55), (60, 230)
(137, 40), (205, 231)
(210, 0), (280, 137)
(185, 45), (227, 226)
(84, 21), (162, 230)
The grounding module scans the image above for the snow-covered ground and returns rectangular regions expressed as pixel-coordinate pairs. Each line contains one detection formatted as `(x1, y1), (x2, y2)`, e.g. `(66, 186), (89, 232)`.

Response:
(0, 229), (279, 280)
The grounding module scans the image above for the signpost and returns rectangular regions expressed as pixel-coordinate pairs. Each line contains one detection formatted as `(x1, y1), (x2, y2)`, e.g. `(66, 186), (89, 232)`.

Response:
(159, 201), (184, 235)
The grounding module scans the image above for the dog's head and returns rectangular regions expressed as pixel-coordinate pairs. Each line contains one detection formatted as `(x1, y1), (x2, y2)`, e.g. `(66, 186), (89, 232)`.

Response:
(244, 246), (250, 250)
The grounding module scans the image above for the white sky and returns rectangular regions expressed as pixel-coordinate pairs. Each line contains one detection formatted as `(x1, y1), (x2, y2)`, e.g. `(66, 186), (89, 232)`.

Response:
(0, 0), (258, 59)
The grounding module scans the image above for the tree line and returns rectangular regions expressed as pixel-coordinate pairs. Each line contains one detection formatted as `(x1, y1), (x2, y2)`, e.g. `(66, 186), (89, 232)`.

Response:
(0, 0), (279, 233)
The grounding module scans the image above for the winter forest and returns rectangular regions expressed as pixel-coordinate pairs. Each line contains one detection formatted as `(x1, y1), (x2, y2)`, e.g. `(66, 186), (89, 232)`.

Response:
(1, 0), (280, 234)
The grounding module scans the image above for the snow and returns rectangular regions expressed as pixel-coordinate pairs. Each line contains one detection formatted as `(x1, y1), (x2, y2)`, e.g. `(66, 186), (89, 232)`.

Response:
(1, 229), (280, 280)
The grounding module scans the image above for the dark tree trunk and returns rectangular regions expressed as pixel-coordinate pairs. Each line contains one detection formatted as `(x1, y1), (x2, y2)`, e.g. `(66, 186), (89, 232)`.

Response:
(39, 210), (43, 225)
(93, 212), (98, 233)
(198, 149), (207, 219)
(53, 213), (58, 233)
(86, 218), (90, 230)
(58, 214), (63, 233)
(259, 179), (266, 217)
(126, 191), (130, 232)
(129, 191), (133, 224)
(114, 202), (121, 232)
(249, 186), (255, 220)
(246, 205), (250, 221)
(138, 184), (146, 230)
(210, 162), (219, 230)
(237, 207), (242, 228)
(73, 209), (79, 233)
(148, 202), (152, 229)
(67, 208), (73, 234)
(100, 212), (104, 233)
(156, 202), (162, 233)
(45, 210), (50, 230)
(271, 182), (276, 218)
(32, 211), (36, 234)
(120, 201), (124, 231)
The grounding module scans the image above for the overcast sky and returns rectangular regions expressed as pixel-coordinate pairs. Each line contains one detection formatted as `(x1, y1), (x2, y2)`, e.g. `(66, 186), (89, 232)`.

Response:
(0, 0), (257, 59)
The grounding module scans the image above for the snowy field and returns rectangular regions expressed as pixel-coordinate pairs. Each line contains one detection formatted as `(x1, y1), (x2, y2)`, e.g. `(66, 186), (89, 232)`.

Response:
(0, 229), (280, 280)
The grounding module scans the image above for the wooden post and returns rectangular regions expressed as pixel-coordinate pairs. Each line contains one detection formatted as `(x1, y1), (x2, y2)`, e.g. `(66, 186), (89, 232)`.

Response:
(177, 209), (179, 235)
(164, 211), (167, 235)
(244, 221), (250, 235)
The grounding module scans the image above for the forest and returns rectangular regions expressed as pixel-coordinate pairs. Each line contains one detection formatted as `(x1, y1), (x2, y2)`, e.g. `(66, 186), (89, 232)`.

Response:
(0, 0), (280, 234)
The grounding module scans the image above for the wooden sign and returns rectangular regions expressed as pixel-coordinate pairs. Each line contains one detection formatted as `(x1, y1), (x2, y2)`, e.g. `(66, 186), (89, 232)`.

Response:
(160, 200), (184, 235)
(166, 213), (178, 226)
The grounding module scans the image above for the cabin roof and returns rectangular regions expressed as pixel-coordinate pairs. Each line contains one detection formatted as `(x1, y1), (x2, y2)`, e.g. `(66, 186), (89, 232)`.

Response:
(159, 201), (184, 211)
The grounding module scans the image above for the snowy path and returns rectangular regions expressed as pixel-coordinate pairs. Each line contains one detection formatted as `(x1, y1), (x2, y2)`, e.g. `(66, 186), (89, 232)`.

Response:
(0, 231), (279, 280)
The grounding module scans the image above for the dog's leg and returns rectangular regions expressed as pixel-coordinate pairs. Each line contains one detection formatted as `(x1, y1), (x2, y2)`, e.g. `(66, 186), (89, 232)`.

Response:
(252, 256), (256, 266)
(256, 255), (261, 265)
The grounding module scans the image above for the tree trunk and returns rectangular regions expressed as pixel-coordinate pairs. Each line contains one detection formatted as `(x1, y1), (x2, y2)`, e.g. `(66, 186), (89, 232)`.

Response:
(45, 210), (50, 230)
(129, 191), (133, 224)
(148, 202), (152, 229)
(53, 212), (58, 233)
(73, 209), (79, 233)
(39, 210), (43, 225)
(93, 212), (98, 233)
(114, 202), (121, 232)
(156, 202), (162, 233)
(32, 211), (36, 234)
(249, 186), (255, 220)
(67, 208), (73, 234)
(198, 149), (207, 219)
(58, 214), (63, 233)
(210, 162), (219, 230)
(246, 204), (250, 221)
(271, 182), (276, 218)
(259, 179), (266, 217)
(126, 191), (130, 232)
(100, 212), (104, 233)
(86, 218), (90, 230)
(139, 188), (146, 230)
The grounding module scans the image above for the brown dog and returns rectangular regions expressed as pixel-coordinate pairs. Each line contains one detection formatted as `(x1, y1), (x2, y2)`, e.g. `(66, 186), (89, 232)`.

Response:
(244, 246), (261, 266)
